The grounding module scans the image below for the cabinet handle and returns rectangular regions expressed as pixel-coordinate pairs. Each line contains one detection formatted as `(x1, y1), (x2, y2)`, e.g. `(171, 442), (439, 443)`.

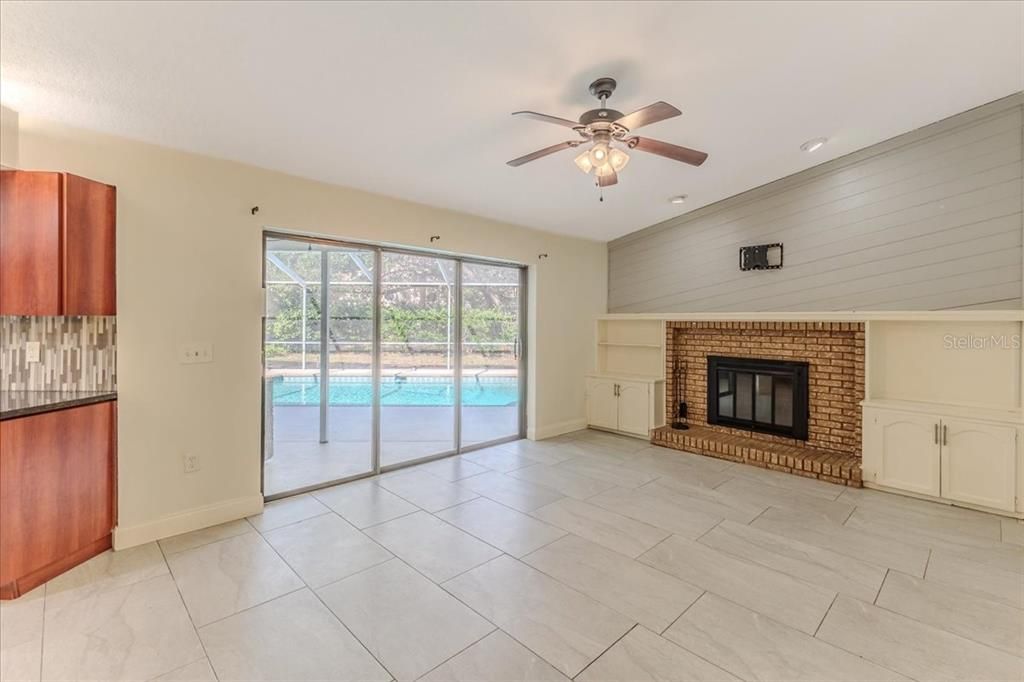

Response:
(614, 384), (620, 397)
(934, 424), (939, 444)
(942, 424), (947, 446)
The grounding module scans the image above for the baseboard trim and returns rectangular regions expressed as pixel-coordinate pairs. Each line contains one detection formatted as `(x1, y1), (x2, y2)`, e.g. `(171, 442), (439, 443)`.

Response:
(113, 493), (264, 550)
(529, 418), (587, 441)
(863, 482), (1022, 520)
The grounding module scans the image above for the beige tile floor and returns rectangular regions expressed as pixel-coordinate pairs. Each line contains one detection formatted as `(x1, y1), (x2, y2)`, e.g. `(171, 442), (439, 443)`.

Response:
(2, 429), (1022, 681)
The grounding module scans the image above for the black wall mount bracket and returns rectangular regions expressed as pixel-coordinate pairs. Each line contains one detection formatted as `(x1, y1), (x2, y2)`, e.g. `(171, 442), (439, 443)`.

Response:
(739, 243), (783, 271)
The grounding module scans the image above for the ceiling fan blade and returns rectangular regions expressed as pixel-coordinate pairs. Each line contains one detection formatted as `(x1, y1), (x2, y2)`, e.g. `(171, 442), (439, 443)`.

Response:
(597, 171), (618, 187)
(629, 137), (708, 166)
(512, 111), (582, 129)
(615, 102), (681, 131)
(506, 141), (580, 167)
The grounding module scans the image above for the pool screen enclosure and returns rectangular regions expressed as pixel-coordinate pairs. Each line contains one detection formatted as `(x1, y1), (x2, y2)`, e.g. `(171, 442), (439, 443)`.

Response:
(261, 232), (527, 498)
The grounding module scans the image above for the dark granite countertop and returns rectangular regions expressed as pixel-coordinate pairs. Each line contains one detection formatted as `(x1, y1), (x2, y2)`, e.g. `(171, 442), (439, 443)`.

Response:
(0, 390), (118, 421)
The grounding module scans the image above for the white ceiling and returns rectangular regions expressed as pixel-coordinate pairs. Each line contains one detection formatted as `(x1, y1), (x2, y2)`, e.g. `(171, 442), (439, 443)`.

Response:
(1, 2), (1021, 241)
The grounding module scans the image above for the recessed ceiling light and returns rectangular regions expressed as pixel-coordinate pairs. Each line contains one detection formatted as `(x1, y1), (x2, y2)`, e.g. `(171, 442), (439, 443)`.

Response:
(800, 137), (828, 153)
(669, 195), (688, 204)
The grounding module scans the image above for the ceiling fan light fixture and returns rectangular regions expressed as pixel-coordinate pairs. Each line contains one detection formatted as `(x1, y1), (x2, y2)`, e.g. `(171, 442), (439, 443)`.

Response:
(608, 147), (630, 172)
(573, 151), (594, 174)
(588, 142), (610, 167)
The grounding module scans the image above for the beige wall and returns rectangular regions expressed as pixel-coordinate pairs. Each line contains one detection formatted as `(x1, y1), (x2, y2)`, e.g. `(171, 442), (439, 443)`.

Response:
(15, 116), (607, 547)
(0, 106), (18, 168)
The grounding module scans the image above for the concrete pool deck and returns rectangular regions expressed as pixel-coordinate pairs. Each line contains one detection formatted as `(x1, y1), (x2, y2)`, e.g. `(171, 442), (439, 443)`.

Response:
(264, 404), (519, 496)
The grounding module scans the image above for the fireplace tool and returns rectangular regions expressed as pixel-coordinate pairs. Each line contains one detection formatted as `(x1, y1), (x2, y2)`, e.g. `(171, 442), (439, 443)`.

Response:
(672, 354), (690, 430)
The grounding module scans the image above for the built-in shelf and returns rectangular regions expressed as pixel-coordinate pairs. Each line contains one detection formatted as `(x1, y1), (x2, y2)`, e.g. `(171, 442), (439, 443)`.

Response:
(861, 399), (1022, 425)
(594, 318), (666, 385)
(586, 372), (664, 382)
(597, 342), (662, 349)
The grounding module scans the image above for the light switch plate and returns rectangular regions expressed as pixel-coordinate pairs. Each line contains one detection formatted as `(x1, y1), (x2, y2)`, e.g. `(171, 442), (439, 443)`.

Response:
(179, 343), (214, 365)
(25, 341), (41, 363)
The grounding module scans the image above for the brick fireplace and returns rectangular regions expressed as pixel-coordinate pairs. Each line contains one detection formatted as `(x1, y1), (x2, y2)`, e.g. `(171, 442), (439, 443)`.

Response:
(651, 321), (866, 485)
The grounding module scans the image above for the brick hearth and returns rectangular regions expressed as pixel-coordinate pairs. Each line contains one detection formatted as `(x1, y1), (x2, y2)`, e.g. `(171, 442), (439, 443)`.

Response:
(656, 320), (865, 485)
(651, 425), (862, 486)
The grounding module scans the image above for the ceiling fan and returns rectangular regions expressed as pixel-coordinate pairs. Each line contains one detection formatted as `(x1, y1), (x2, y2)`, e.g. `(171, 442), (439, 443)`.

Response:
(506, 77), (708, 189)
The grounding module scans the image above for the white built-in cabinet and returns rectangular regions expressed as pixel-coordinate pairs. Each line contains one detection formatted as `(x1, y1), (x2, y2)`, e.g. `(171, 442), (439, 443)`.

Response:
(586, 318), (667, 439)
(863, 407), (1018, 512)
(585, 376), (663, 437)
(617, 381), (654, 435)
(863, 409), (941, 497)
(585, 378), (619, 431)
(860, 314), (1022, 515)
(942, 418), (1017, 512)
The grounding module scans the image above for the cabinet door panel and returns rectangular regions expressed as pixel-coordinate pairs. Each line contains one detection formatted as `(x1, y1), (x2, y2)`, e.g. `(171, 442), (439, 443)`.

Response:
(941, 419), (1016, 511)
(63, 174), (116, 315)
(0, 402), (115, 589)
(867, 410), (940, 496)
(586, 379), (618, 430)
(0, 171), (62, 314)
(616, 381), (651, 436)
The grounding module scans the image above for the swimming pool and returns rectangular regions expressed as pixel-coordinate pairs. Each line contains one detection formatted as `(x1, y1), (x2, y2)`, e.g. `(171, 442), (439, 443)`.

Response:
(271, 376), (519, 407)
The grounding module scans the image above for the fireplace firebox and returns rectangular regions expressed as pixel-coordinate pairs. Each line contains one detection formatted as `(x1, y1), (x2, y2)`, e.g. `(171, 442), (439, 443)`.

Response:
(707, 356), (809, 440)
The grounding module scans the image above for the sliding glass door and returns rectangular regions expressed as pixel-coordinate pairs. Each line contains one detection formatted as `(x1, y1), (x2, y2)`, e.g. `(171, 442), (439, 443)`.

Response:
(461, 262), (524, 447)
(263, 234), (526, 498)
(379, 252), (457, 467)
(263, 237), (375, 496)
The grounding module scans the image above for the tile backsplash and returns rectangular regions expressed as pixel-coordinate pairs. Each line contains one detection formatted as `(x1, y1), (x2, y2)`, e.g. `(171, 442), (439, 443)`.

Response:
(0, 316), (116, 391)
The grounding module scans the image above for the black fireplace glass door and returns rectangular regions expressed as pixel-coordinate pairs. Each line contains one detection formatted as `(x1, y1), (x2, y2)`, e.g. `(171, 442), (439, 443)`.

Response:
(755, 375), (773, 423)
(707, 356), (809, 441)
(774, 376), (793, 427)
(735, 372), (753, 420)
(717, 371), (734, 418)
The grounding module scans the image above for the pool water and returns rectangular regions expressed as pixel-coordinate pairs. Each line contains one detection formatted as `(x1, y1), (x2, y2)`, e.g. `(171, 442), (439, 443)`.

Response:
(272, 377), (519, 407)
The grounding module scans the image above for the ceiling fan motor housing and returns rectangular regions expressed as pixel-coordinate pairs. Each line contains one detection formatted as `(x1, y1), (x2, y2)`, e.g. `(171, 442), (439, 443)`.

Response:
(578, 108), (626, 127)
(588, 77), (617, 100)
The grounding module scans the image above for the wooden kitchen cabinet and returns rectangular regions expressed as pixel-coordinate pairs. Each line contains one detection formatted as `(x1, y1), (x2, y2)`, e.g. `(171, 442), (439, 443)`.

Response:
(0, 401), (117, 599)
(0, 170), (116, 315)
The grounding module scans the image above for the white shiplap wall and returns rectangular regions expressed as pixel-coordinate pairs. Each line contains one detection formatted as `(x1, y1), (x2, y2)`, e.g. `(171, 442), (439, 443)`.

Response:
(608, 94), (1024, 313)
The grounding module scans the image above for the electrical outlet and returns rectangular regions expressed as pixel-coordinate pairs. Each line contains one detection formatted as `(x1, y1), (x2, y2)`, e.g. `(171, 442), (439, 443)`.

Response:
(25, 341), (41, 363)
(183, 453), (200, 473)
